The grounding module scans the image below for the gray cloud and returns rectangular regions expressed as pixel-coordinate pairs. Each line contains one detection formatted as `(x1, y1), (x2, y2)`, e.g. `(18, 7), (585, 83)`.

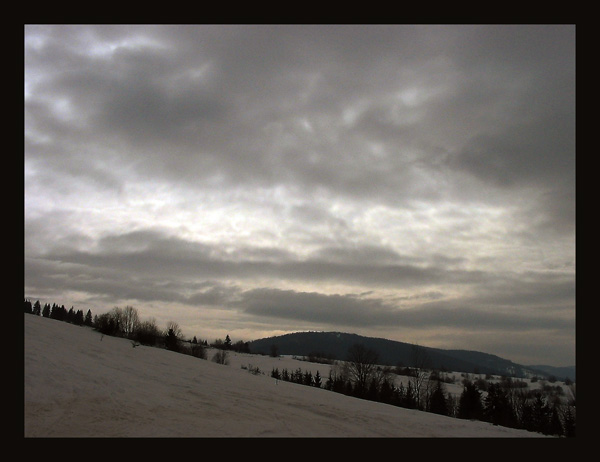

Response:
(25, 25), (575, 366)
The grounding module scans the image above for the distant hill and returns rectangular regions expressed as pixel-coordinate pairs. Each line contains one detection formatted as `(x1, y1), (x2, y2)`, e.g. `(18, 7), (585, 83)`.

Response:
(248, 331), (573, 380)
(526, 365), (576, 382)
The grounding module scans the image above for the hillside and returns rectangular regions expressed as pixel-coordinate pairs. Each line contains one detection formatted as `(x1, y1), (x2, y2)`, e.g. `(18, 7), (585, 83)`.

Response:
(23, 314), (546, 437)
(248, 331), (575, 380)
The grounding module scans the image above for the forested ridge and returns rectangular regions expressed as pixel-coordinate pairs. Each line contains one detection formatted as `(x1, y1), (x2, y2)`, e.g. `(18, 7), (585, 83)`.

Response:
(24, 299), (576, 437)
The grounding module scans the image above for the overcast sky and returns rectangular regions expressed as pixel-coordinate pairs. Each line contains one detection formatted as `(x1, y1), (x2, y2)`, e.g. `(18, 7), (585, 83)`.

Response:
(24, 25), (575, 366)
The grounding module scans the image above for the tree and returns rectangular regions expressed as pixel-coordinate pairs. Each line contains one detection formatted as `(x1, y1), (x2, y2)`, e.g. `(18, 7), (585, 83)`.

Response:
(121, 306), (140, 337)
(429, 380), (449, 416)
(548, 404), (564, 436)
(409, 344), (431, 409)
(212, 349), (229, 365)
(562, 404), (576, 437)
(164, 321), (182, 352)
(458, 381), (483, 420)
(95, 312), (118, 335)
(73, 309), (84, 325)
(50, 304), (67, 321)
(325, 367), (346, 393)
(529, 393), (551, 434)
(344, 343), (379, 398)
(303, 370), (313, 386)
(134, 318), (160, 346)
(84, 309), (93, 326)
(483, 383), (516, 428)
(33, 300), (41, 315)
(378, 377), (394, 404)
(313, 370), (322, 388)
(404, 382), (417, 409)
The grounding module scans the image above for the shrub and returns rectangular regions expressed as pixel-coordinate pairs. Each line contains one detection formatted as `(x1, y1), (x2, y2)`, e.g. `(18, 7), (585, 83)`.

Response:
(212, 349), (229, 365)
(134, 318), (161, 346)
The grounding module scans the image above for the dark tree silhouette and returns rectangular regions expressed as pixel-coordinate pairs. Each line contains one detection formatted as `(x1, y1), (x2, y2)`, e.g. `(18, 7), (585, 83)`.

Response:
(345, 343), (379, 398)
(429, 380), (449, 415)
(458, 381), (483, 420)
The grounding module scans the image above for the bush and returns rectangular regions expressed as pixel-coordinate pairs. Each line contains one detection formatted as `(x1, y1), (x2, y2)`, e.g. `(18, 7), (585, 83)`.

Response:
(188, 342), (207, 359)
(134, 318), (161, 346)
(212, 349), (229, 365)
(95, 312), (120, 336)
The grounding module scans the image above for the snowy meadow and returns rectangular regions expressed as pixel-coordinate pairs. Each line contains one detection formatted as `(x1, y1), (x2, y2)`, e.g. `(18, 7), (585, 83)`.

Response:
(24, 314), (552, 437)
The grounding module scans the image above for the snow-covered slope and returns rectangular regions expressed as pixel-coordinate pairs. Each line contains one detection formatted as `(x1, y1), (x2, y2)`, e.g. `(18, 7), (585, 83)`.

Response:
(24, 315), (546, 437)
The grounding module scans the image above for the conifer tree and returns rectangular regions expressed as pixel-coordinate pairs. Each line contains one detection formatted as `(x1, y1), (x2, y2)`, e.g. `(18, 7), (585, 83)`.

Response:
(562, 405), (576, 437)
(458, 381), (483, 420)
(483, 383), (516, 428)
(529, 393), (551, 434)
(404, 382), (417, 409)
(429, 380), (449, 415)
(313, 370), (322, 388)
(165, 328), (180, 352)
(548, 404), (564, 436)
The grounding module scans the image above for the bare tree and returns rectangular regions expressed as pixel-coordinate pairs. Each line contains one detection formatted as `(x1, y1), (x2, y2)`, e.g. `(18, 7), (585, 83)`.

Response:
(121, 306), (140, 337)
(344, 343), (380, 397)
(410, 344), (431, 409)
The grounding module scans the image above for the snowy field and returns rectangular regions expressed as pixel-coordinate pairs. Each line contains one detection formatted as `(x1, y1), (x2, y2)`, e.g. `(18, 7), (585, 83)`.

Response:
(24, 314), (548, 437)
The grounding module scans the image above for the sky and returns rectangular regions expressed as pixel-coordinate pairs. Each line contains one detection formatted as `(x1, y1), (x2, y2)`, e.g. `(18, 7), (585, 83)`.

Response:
(24, 25), (576, 367)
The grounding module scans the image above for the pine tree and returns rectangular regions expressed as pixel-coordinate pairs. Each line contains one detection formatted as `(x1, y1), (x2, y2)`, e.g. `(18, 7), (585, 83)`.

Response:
(548, 404), (564, 436)
(458, 381), (483, 420)
(529, 393), (551, 434)
(483, 383), (516, 428)
(429, 380), (449, 415)
(404, 382), (417, 409)
(313, 370), (322, 388)
(165, 328), (179, 352)
(379, 378), (394, 404)
(84, 309), (93, 326)
(562, 405), (576, 437)
(74, 309), (84, 325)
(303, 370), (313, 386)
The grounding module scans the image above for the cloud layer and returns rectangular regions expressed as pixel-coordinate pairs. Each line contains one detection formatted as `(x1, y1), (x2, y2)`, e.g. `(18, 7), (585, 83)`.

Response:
(25, 25), (575, 366)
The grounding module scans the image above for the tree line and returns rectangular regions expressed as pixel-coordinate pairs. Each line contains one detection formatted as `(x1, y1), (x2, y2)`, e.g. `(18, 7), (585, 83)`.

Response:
(24, 299), (93, 326)
(24, 299), (575, 437)
(270, 342), (575, 437)
(23, 299), (245, 363)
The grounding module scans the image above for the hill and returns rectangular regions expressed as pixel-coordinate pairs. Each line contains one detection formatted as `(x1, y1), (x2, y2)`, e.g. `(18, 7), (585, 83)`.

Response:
(527, 365), (576, 382)
(248, 331), (573, 379)
(24, 314), (544, 437)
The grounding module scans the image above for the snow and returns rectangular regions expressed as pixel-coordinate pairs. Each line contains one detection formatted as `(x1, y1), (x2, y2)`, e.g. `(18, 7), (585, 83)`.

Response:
(24, 314), (548, 437)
